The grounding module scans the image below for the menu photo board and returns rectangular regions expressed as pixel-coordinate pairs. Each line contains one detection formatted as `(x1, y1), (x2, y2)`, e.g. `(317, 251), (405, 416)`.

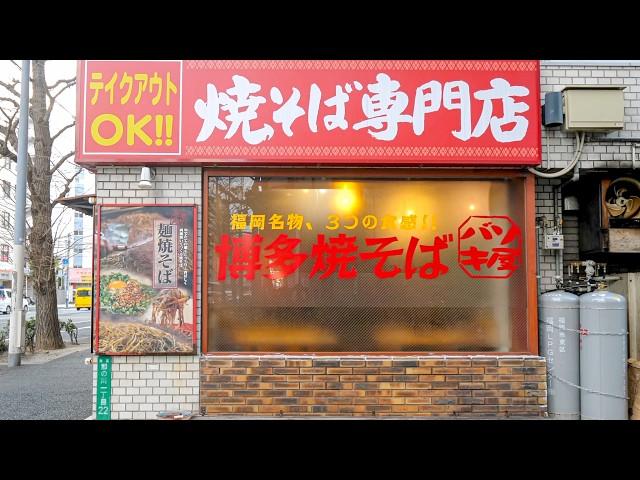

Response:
(95, 204), (197, 355)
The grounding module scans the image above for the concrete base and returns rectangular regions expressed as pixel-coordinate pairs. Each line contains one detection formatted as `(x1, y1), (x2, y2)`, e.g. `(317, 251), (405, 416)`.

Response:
(8, 353), (21, 367)
(194, 415), (552, 420)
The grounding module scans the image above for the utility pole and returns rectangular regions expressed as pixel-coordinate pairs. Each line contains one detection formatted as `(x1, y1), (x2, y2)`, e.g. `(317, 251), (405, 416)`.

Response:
(65, 233), (70, 308)
(8, 60), (30, 368)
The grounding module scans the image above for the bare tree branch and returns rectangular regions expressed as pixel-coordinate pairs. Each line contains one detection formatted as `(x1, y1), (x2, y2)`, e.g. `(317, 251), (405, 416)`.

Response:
(0, 96), (19, 109)
(47, 78), (75, 90)
(0, 113), (18, 162)
(45, 79), (76, 120)
(44, 86), (54, 118)
(0, 105), (14, 122)
(1, 185), (79, 248)
(0, 109), (23, 160)
(0, 108), (17, 128)
(50, 121), (75, 145)
(49, 150), (75, 175)
(52, 168), (82, 205)
(0, 79), (20, 99)
(51, 81), (75, 101)
(7, 61), (33, 81)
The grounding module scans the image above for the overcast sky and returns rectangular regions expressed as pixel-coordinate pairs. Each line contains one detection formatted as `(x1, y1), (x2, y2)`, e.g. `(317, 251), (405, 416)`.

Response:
(0, 60), (92, 191)
(0, 60), (94, 254)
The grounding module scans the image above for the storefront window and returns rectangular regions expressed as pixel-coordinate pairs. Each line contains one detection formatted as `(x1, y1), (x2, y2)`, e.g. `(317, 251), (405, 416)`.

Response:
(205, 170), (533, 353)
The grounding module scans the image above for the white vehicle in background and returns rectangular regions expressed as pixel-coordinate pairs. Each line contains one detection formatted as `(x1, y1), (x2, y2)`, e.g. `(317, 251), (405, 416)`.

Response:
(0, 288), (31, 314)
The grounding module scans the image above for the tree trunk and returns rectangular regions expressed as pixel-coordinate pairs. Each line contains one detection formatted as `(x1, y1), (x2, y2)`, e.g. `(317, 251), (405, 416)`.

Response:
(34, 276), (63, 349)
(29, 60), (64, 350)
(31, 198), (63, 349)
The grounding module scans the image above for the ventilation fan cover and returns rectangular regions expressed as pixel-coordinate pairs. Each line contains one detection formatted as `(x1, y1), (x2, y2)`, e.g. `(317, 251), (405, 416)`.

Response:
(605, 177), (640, 220)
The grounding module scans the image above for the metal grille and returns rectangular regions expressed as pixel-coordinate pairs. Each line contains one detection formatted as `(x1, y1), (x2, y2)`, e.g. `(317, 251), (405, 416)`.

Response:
(206, 175), (529, 353)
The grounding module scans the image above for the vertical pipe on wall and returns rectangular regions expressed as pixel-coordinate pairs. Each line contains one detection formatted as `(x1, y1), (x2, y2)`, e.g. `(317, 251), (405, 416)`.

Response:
(536, 220), (542, 296)
(553, 184), (563, 287)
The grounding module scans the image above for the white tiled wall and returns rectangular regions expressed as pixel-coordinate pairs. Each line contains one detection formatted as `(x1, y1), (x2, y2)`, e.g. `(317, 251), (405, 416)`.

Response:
(92, 167), (202, 419)
(537, 64), (640, 291)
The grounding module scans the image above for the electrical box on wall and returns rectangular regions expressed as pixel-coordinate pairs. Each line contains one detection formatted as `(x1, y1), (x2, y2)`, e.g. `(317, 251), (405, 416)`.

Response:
(544, 234), (564, 250)
(562, 86), (625, 131)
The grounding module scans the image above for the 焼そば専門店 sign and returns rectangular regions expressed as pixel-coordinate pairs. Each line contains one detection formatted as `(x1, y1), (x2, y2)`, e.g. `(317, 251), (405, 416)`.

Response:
(75, 60), (541, 166)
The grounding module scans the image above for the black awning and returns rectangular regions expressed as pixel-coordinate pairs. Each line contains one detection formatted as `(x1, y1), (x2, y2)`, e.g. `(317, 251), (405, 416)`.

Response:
(57, 194), (95, 217)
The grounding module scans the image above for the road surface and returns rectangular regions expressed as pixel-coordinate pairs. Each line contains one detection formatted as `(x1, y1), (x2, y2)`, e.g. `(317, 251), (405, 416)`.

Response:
(0, 307), (92, 344)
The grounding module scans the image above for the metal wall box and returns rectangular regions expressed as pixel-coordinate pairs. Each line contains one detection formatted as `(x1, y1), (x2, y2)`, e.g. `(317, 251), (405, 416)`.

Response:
(608, 228), (640, 253)
(609, 272), (640, 359)
(544, 234), (564, 250)
(562, 86), (625, 131)
(578, 174), (640, 258)
(543, 91), (564, 127)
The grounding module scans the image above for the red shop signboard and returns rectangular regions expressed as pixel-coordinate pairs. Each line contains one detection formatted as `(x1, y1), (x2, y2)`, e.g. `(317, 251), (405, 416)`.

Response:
(76, 60), (541, 166)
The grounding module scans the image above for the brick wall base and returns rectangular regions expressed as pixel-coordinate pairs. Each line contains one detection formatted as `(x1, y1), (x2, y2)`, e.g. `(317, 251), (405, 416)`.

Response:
(200, 356), (547, 417)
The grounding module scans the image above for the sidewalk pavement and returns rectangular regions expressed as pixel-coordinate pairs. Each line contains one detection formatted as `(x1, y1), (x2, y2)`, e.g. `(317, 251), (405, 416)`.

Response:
(0, 349), (92, 420)
(0, 341), (89, 367)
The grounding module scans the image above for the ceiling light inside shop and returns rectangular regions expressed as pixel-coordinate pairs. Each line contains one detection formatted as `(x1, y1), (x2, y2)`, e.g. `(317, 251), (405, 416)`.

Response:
(334, 182), (359, 213)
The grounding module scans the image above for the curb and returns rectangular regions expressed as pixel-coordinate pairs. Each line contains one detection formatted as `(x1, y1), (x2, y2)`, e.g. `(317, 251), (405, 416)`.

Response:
(0, 344), (90, 366)
(25, 344), (90, 365)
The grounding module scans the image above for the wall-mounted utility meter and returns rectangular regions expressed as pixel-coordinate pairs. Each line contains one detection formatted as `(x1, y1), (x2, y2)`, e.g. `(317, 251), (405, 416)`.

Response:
(544, 234), (565, 250)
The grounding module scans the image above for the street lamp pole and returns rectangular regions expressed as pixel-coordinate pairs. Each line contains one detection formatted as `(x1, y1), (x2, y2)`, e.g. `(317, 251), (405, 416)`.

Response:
(66, 233), (70, 308)
(8, 60), (30, 368)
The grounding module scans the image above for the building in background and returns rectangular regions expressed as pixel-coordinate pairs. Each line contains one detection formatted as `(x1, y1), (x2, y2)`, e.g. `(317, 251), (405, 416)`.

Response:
(54, 168), (95, 306)
(0, 156), (32, 296)
(0, 157), (15, 290)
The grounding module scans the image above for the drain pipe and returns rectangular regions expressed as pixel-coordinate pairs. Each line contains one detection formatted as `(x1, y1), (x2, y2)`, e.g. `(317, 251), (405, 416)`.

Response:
(552, 183), (563, 287)
(529, 130), (586, 291)
(535, 218), (544, 295)
(552, 160), (581, 286)
(528, 132), (585, 178)
(553, 156), (580, 283)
